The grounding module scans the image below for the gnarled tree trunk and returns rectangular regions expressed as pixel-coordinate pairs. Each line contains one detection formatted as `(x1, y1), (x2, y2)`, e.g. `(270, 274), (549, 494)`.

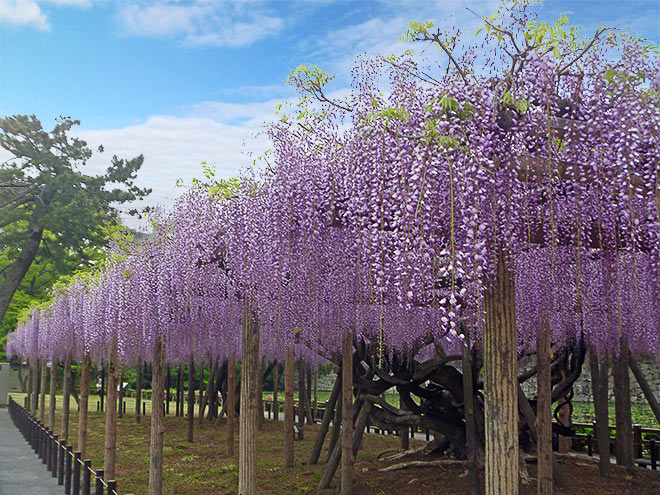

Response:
(284, 345), (294, 468)
(61, 353), (72, 442)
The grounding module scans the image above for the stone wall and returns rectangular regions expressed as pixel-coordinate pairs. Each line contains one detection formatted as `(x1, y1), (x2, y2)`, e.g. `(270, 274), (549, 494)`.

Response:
(520, 358), (660, 405)
(317, 359), (660, 406)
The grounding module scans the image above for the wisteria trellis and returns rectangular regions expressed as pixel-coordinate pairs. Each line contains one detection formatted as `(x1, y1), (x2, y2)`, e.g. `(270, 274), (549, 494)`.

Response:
(6, 6), (660, 495)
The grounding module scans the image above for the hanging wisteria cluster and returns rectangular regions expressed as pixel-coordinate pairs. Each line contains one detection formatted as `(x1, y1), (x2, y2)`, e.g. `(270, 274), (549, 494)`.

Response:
(7, 7), (660, 370)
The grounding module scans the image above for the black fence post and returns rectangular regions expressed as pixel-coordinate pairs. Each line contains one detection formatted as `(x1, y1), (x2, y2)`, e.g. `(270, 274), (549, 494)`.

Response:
(58, 440), (65, 485)
(142, 402), (146, 416)
(651, 440), (657, 471)
(82, 460), (91, 495)
(65, 444), (72, 494)
(107, 480), (117, 494)
(73, 451), (81, 495)
(95, 469), (104, 495)
(587, 434), (593, 456)
(41, 426), (48, 463)
(51, 434), (59, 477)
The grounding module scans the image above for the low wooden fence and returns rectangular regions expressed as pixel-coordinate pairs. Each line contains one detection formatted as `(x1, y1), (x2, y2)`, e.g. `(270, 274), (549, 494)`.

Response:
(9, 397), (118, 494)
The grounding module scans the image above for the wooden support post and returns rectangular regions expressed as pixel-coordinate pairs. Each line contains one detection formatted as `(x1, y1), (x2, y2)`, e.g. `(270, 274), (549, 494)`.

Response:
(633, 425), (643, 459)
(297, 360), (305, 440)
(256, 359), (264, 430)
(148, 334), (165, 495)
(238, 306), (259, 495)
(630, 358), (660, 426)
(104, 336), (119, 481)
(483, 251), (518, 495)
(590, 350), (610, 477)
(227, 354), (236, 457)
(340, 333), (354, 495)
(78, 354), (91, 458)
(31, 358), (39, 416)
(187, 358), (195, 443)
(462, 341), (481, 495)
(39, 360), (47, 423)
(117, 371), (125, 419)
(73, 451), (81, 495)
(62, 353), (73, 443)
(284, 345), (294, 468)
(309, 370), (342, 464)
(166, 366), (171, 415)
(613, 339), (633, 470)
(537, 322), (553, 495)
(136, 359), (143, 424)
(273, 362), (279, 422)
(49, 361), (57, 431)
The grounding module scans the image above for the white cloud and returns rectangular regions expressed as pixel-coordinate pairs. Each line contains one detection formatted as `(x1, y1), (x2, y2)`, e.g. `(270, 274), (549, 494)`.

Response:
(75, 101), (276, 230)
(0, 0), (89, 30)
(117, 0), (284, 47)
(0, 0), (49, 29)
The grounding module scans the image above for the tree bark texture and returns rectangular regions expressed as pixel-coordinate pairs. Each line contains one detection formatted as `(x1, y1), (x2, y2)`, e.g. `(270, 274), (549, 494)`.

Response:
(0, 225), (44, 325)
(148, 335), (165, 495)
(238, 308), (259, 495)
(62, 353), (72, 442)
(78, 354), (91, 458)
(483, 252), (518, 495)
(536, 323), (553, 495)
(104, 337), (119, 481)
(284, 345), (295, 468)
(227, 355), (236, 457)
(340, 333), (354, 495)
(589, 351), (611, 477)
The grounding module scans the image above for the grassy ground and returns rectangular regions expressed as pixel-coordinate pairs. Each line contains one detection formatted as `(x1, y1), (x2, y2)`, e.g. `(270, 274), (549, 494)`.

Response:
(9, 392), (660, 494)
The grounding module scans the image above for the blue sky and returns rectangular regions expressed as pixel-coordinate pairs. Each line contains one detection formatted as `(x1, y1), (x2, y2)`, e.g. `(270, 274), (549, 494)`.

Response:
(1, 0), (659, 228)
